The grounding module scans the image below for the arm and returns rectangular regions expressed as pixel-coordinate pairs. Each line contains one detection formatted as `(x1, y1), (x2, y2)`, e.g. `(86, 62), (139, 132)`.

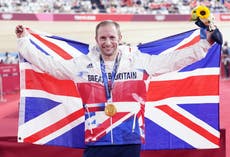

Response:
(16, 25), (78, 80)
(139, 39), (211, 76)
(138, 24), (223, 76)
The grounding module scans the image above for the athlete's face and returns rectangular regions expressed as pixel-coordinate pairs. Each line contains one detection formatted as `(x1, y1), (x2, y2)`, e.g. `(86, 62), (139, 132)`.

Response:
(95, 24), (122, 60)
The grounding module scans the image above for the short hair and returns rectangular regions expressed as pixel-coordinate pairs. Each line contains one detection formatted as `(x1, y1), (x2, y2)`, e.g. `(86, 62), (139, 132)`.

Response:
(95, 20), (121, 37)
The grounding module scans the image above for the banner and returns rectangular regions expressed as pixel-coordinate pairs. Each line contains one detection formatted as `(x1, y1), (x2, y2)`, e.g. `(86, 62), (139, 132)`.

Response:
(18, 28), (221, 150)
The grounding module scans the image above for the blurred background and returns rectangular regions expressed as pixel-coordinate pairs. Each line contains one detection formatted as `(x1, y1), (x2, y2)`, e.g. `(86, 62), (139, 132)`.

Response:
(0, 0), (230, 157)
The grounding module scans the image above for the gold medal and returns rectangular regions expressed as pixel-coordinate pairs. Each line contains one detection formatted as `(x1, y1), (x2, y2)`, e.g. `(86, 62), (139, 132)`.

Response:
(105, 104), (117, 117)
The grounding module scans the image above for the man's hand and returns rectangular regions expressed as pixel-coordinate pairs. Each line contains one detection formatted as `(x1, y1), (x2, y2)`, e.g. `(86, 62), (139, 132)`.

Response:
(211, 28), (223, 45)
(206, 28), (223, 45)
(15, 25), (27, 38)
(206, 29), (214, 45)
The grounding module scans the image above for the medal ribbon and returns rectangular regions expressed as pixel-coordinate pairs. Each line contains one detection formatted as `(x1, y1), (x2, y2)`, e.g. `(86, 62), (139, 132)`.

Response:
(100, 53), (121, 101)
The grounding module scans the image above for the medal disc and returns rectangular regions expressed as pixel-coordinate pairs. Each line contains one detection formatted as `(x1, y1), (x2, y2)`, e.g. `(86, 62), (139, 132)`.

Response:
(105, 104), (117, 117)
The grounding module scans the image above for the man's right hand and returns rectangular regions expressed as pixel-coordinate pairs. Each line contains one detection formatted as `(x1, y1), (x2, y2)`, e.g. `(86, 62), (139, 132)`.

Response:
(15, 25), (27, 38)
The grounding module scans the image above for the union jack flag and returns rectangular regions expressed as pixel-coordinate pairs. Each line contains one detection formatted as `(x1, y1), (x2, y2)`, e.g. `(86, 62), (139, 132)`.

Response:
(18, 28), (221, 150)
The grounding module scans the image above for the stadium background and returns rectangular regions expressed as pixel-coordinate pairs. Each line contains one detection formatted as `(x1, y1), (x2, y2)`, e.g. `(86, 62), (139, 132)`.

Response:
(0, 20), (230, 52)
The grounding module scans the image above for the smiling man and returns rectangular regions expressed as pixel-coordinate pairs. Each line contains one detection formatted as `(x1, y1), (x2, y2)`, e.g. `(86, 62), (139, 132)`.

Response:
(95, 20), (122, 61)
(15, 20), (221, 157)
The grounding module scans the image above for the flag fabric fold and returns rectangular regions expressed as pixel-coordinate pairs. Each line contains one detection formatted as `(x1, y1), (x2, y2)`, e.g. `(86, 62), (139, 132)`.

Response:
(18, 28), (221, 150)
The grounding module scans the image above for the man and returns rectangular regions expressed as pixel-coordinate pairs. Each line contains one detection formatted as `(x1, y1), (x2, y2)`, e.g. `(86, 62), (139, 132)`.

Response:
(15, 20), (221, 157)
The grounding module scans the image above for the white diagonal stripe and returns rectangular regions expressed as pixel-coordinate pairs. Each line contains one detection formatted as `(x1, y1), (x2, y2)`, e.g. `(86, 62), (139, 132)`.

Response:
(18, 95), (82, 140)
(34, 116), (84, 144)
(145, 107), (219, 148)
(29, 34), (64, 60)
(85, 112), (133, 142)
(160, 30), (200, 55)
(169, 103), (219, 136)
(44, 35), (84, 58)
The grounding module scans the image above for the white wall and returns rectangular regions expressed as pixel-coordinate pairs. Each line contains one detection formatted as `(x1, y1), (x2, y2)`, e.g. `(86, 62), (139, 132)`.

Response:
(0, 21), (229, 52)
